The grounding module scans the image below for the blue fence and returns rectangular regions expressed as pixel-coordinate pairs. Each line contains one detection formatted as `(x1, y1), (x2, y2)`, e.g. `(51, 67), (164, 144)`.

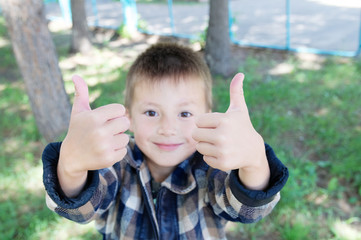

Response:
(44, 0), (361, 57)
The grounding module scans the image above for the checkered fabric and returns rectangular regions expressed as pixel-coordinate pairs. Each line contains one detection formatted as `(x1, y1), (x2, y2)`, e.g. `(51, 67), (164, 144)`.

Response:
(43, 138), (288, 240)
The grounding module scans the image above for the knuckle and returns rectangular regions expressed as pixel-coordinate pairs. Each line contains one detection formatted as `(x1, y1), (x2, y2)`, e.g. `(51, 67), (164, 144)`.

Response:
(216, 134), (227, 146)
(218, 159), (232, 171)
(110, 104), (126, 115)
(118, 134), (130, 147)
(219, 117), (229, 126)
(120, 117), (130, 130)
(93, 128), (107, 140)
(94, 142), (108, 156)
(216, 150), (225, 161)
(88, 113), (101, 126)
(192, 130), (200, 141)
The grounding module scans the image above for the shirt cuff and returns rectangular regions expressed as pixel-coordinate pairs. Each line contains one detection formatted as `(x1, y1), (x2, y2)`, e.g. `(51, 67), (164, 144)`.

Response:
(42, 142), (99, 209)
(229, 143), (289, 207)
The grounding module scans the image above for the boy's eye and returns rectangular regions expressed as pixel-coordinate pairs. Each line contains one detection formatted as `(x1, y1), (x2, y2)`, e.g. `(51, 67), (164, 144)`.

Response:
(179, 112), (192, 118)
(144, 110), (158, 117)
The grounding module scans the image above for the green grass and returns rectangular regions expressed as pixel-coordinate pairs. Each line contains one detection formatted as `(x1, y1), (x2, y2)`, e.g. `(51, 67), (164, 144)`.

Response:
(1, 16), (360, 239)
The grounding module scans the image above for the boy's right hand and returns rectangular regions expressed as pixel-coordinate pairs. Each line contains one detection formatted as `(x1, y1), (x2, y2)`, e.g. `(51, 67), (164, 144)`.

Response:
(58, 75), (130, 197)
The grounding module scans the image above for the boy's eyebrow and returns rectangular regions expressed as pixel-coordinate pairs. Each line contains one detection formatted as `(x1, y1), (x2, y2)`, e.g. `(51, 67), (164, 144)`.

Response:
(141, 100), (197, 108)
(177, 100), (197, 107)
(140, 102), (160, 108)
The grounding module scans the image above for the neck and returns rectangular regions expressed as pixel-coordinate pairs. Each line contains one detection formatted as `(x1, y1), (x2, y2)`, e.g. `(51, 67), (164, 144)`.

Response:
(146, 159), (176, 183)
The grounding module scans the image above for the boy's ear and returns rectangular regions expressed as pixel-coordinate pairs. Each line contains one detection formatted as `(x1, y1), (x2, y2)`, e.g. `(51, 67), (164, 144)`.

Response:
(125, 109), (134, 132)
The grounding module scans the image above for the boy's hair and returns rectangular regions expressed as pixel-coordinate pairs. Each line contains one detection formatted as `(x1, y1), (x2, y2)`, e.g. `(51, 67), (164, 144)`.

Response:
(125, 42), (212, 111)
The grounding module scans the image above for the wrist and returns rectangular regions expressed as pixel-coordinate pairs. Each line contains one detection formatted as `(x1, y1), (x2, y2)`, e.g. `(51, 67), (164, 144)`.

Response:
(58, 149), (88, 198)
(238, 153), (270, 191)
(59, 138), (86, 177)
(57, 163), (88, 198)
(58, 158), (87, 180)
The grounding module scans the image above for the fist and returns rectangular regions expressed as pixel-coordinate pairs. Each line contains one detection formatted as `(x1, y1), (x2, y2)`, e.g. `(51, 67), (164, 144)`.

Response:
(60, 75), (130, 175)
(192, 73), (265, 172)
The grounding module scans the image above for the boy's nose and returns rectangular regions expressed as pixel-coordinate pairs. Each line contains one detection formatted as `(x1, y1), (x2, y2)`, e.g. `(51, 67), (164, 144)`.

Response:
(158, 116), (177, 136)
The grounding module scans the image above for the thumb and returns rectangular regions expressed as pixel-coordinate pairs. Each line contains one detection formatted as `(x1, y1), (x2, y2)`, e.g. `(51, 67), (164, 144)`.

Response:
(226, 73), (248, 113)
(72, 75), (91, 114)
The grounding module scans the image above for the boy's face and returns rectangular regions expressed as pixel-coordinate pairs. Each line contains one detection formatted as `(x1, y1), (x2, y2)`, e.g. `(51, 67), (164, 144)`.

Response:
(128, 77), (209, 177)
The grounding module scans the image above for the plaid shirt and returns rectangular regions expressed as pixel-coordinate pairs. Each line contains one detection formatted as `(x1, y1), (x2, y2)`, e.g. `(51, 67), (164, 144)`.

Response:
(43, 139), (288, 240)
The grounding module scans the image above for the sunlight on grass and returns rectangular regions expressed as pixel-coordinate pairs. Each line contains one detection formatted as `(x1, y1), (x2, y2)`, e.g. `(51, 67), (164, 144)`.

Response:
(88, 88), (101, 103)
(0, 156), (43, 199)
(332, 218), (361, 240)
(23, 164), (44, 193)
(268, 62), (295, 75)
(0, 38), (10, 48)
(295, 52), (325, 70)
(356, 125), (361, 133)
(306, 190), (329, 206)
(59, 48), (127, 89)
(35, 218), (99, 240)
(59, 50), (125, 72)
(3, 138), (22, 155)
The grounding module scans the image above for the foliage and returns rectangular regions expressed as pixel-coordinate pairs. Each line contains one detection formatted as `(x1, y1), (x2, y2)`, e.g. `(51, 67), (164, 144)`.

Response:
(117, 23), (133, 39)
(117, 16), (148, 38)
(190, 26), (207, 49)
(1, 16), (360, 239)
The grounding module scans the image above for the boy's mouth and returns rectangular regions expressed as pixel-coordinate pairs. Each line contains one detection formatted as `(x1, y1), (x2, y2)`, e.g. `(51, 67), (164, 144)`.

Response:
(154, 143), (183, 151)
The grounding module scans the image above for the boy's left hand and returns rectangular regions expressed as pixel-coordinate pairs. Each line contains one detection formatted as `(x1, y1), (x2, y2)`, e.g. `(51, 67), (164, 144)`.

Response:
(192, 73), (270, 189)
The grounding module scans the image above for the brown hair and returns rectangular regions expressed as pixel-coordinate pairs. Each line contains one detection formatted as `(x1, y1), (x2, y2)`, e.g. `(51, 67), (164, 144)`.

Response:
(125, 42), (212, 111)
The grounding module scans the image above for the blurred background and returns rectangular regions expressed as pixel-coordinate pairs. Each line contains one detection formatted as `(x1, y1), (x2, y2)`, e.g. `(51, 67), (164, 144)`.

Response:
(0, 0), (360, 239)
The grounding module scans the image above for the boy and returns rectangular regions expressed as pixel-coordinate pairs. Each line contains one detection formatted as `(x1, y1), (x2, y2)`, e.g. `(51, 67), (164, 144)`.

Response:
(43, 43), (288, 239)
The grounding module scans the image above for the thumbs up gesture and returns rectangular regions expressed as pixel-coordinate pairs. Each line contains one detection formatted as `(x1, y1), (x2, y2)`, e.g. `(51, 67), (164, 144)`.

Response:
(192, 73), (270, 190)
(58, 75), (130, 197)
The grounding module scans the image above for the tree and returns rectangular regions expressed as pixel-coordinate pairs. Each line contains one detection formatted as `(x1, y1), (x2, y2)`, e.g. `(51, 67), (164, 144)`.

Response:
(204, 0), (233, 77)
(0, 0), (71, 142)
(70, 0), (92, 53)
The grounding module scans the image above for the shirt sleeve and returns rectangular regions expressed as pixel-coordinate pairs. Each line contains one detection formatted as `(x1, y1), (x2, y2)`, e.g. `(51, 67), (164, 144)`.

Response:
(229, 143), (289, 207)
(206, 143), (288, 223)
(42, 142), (118, 223)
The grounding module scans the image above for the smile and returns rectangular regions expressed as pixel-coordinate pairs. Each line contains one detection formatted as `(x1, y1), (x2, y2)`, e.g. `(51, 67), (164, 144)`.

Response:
(154, 143), (183, 151)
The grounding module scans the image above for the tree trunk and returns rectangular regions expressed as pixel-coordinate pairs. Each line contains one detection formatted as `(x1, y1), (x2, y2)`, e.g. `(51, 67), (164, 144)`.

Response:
(0, 0), (71, 142)
(70, 0), (92, 53)
(205, 0), (232, 77)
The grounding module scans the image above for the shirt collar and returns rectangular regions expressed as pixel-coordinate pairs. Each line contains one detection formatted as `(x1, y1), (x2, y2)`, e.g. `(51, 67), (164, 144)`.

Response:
(161, 153), (198, 195)
(128, 140), (203, 195)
